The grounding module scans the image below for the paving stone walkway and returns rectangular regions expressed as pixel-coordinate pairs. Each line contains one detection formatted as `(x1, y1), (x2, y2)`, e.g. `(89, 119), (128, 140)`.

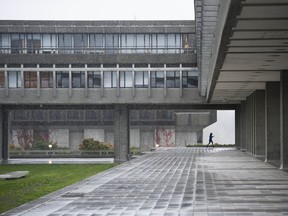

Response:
(3, 147), (288, 216)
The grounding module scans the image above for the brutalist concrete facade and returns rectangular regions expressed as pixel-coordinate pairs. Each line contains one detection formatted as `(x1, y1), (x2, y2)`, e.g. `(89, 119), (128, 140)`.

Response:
(0, 20), (217, 162)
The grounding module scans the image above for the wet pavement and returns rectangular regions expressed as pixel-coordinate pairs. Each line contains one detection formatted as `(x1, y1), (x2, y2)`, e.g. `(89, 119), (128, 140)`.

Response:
(2, 147), (288, 216)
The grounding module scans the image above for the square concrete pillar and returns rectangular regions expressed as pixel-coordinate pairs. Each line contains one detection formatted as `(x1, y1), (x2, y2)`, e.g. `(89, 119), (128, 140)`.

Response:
(1, 108), (9, 161)
(254, 90), (265, 158)
(235, 104), (241, 150)
(240, 101), (247, 151)
(280, 72), (288, 169)
(246, 94), (253, 155)
(265, 82), (280, 164)
(114, 105), (130, 163)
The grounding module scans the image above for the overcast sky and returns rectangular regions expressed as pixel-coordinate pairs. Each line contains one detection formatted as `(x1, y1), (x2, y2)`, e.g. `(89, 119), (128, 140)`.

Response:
(0, 0), (195, 20)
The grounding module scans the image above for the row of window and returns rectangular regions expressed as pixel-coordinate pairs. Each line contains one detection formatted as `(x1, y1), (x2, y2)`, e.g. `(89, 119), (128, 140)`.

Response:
(0, 71), (198, 88)
(12, 110), (175, 121)
(0, 33), (194, 54)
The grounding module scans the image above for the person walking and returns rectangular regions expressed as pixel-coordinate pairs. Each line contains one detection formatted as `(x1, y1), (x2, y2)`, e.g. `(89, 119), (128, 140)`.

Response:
(207, 133), (214, 147)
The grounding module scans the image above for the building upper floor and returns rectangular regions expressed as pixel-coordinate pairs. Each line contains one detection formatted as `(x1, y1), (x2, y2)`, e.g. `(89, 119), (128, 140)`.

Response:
(0, 20), (203, 105)
(0, 20), (195, 56)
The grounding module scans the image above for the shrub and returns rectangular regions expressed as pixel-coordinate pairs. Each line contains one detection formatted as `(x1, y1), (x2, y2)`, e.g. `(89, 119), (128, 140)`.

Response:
(79, 138), (113, 150)
(32, 140), (57, 150)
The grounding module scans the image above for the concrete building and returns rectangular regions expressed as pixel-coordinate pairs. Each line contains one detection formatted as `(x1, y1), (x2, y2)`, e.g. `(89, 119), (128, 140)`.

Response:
(195, 0), (288, 169)
(0, 20), (217, 162)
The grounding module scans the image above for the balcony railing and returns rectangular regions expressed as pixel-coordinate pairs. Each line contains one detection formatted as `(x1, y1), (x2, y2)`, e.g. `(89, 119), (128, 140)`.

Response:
(0, 47), (195, 55)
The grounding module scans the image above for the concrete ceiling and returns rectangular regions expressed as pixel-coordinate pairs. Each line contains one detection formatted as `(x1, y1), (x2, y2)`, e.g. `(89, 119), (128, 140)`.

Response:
(198, 0), (288, 103)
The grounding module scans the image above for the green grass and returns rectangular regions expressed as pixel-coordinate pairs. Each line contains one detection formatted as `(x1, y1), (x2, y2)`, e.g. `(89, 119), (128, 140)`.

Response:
(0, 163), (117, 213)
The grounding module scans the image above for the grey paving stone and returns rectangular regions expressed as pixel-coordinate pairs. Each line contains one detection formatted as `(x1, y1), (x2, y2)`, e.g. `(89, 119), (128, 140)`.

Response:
(4, 148), (288, 216)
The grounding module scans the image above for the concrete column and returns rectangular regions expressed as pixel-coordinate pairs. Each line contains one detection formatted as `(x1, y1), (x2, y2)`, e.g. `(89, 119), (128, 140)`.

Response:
(235, 104), (241, 150)
(246, 94), (253, 155)
(280, 72), (288, 169)
(114, 105), (130, 162)
(252, 93), (256, 156)
(254, 90), (265, 158)
(265, 82), (280, 164)
(1, 108), (9, 161)
(240, 101), (247, 151)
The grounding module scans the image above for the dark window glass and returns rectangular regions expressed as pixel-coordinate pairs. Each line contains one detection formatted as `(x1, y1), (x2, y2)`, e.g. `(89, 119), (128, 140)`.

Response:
(139, 110), (155, 120)
(182, 71), (198, 88)
(31, 110), (46, 121)
(40, 72), (53, 88)
(67, 110), (83, 120)
(72, 72), (85, 88)
(13, 110), (28, 120)
(85, 110), (101, 120)
(56, 72), (69, 88)
(167, 71), (180, 88)
(50, 110), (63, 121)
(27, 34), (41, 54)
(151, 71), (164, 88)
(11, 34), (25, 54)
(157, 111), (173, 120)
(103, 110), (114, 121)
(88, 71), (101, 88)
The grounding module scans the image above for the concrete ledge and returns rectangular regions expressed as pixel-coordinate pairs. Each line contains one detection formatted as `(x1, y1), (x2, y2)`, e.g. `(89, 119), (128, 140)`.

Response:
(0, 171), (29, 179)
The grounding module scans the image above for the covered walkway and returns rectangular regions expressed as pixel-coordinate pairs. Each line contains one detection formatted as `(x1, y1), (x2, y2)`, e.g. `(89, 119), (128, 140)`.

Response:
(3, 147), (288, 216)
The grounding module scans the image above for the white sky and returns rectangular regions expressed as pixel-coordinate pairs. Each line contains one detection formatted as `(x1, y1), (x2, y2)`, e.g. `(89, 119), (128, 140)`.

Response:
(0, 0), (195, 20)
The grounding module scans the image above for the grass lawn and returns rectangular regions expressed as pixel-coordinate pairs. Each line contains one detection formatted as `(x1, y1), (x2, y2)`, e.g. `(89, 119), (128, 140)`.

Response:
(0, 163), (117, 214)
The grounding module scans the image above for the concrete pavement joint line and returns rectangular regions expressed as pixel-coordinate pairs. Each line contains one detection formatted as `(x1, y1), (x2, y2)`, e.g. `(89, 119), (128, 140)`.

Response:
(3, 147), (288, 215)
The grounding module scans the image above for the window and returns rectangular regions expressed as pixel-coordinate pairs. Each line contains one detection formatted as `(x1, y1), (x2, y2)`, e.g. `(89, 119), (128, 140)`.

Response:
(8, 71), (21, 88)
(40, 72), (53, 88)
(139, 110), (155, 120)
(151, 71), (164, 88)
(157, 34), (165, 53)
(120, 71), (132, 88)
(50, 110), (63, 121)
(72, 72), (85, 88)
(105, 34), (118, 54)
(74, 34), (88, 54)
(167, 71), (180, 88)
(135, 71), (148, 88)
(58, 34), (72, 54)
(157, 111), (173, 120)
(88, 71), (101, 88)
(85, 110), (101, 120)
(13, 110), (28, 120)
(24, 71), (37, 88)
(67, 110), (83, 120)
(0, 34), (10, 54)
(27, 34), (41, 54)
(11, 34), (25, 54)
(42, 34), (57, 54)
(104, 71), (117, 88)
(182, 34), (194, 54)
(167, 34), (181, 54)
(136, 34), (144, 53)
(121, 34), (134, 53)
(31, 110), (46, 121)
(0, 71), (4, 88)
(56, 72), (69, 88)
(182, 71), (198, 88)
